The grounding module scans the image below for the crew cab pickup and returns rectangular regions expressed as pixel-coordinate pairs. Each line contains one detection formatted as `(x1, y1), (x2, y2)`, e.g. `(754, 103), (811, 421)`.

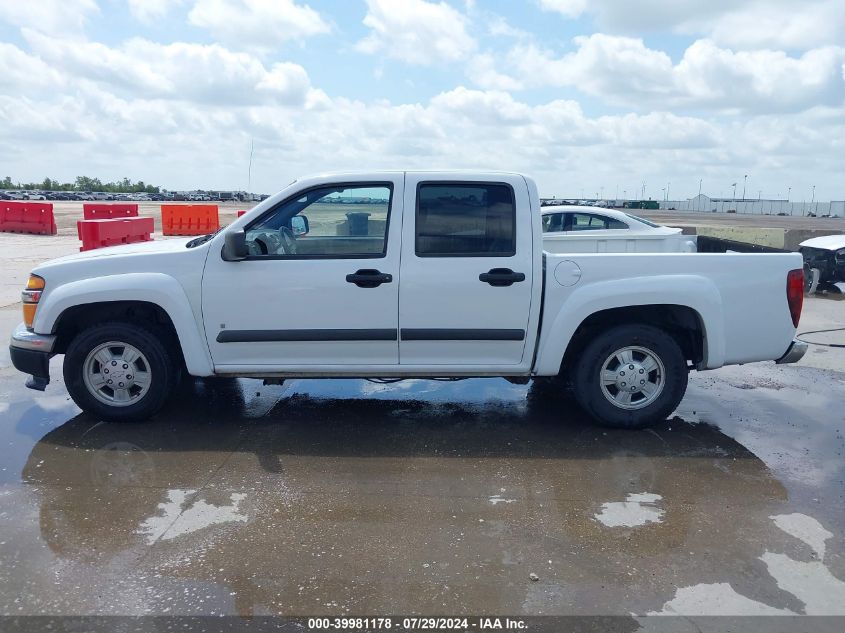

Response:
(9, 171), (808, 428)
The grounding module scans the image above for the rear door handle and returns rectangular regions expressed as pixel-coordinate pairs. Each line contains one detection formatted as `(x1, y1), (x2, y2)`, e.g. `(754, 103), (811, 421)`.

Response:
(479, 268), (526, 287)
(346, 269), (393, 288)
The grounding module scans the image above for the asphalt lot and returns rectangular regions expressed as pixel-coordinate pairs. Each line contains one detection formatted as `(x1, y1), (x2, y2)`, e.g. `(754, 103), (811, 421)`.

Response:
(0, 216), (844, 620)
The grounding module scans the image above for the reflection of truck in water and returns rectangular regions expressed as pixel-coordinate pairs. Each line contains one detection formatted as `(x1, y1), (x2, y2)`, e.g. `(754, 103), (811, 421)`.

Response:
(19, 392), (788, 615)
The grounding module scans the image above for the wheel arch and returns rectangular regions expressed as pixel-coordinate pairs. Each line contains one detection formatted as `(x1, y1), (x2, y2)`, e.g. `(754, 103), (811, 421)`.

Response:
(534, 274), (724, 376)
(559, 304), (706, 377)
(36, 273), (214, 376)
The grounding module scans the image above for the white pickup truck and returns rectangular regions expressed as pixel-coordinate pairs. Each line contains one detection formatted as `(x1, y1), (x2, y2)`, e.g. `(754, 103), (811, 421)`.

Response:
(10, 171), (807, 429)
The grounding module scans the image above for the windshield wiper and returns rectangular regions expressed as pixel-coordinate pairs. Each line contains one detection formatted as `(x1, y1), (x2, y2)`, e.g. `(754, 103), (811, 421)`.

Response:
(185, 230), (221, 248)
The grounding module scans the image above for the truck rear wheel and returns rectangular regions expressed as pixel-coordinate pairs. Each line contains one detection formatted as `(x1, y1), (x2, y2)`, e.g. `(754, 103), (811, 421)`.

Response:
(63, 322), (175, 422)
(572, 324), (688, 429)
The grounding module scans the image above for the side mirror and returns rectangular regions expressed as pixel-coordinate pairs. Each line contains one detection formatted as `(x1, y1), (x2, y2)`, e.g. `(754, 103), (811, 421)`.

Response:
(290, 215), (309, 236)
(221, 229), (248, 261)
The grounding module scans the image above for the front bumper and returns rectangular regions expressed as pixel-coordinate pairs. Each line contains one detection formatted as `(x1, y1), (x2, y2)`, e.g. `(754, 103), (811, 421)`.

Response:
(9, 322), (56, 390)
(775, 339), (808, 365)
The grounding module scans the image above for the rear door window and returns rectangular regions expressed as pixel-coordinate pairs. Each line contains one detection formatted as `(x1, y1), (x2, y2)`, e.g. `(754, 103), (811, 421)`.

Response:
(416, 183), (516, 257)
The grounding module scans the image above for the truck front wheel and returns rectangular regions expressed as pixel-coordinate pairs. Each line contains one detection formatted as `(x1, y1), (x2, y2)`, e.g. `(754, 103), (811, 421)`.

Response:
(63, 322), (176, 422)
(573, 324), (688, 429)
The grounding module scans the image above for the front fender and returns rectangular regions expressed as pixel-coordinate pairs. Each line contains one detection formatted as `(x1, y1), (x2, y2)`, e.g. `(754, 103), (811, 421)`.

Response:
(534, 275), (725, 375)
(34, 273), (214, 376)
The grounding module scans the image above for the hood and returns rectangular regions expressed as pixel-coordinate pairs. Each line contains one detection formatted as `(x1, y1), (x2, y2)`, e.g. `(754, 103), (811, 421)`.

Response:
(799, 234), (845, 251)
(41, 237), (195, 265)
(31, 236), (204, 279)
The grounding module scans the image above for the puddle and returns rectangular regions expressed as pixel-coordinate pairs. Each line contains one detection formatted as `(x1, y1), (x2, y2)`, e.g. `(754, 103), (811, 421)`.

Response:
(648, 512), (845, 615)
(648, 582), (794, 616)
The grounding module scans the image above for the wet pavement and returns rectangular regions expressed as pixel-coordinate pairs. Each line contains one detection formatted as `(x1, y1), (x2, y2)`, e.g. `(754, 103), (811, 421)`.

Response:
(1, 331), (844, 618)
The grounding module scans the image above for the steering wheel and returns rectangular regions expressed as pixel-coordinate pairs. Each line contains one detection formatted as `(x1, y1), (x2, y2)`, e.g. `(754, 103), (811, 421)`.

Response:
(278, 226), (297, 255)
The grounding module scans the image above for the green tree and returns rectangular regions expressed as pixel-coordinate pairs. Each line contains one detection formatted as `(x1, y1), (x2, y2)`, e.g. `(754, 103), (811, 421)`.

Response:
(74, 176), (103, 192)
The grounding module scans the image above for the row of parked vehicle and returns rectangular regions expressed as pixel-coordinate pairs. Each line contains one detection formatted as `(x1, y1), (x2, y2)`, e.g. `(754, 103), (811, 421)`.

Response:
(0, 190), (269, 202)
(1, 190), (167, 201)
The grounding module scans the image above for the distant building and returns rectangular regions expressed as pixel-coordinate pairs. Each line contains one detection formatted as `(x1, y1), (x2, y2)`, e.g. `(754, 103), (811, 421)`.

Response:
(671, 194), (841, 217)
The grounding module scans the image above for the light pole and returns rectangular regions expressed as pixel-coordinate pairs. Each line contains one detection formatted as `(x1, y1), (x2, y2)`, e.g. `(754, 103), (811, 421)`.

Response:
(742, 174), (748, 200)
(788, 186), (792, 215)
(641, 182), (646, 199)
(667, 182), (671, 203)
(811, 185), (817, 214)
(732, 182), (737, 199)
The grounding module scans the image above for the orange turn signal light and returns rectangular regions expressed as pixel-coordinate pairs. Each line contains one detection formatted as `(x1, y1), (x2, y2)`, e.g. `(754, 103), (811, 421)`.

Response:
(26, 275), (45, 291)
(22, 275), (45, 328)
(23, 303), (38, 328)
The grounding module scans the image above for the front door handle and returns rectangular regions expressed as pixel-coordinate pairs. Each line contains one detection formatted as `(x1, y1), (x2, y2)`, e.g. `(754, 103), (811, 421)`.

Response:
(346, 269), (393, 288)
(479, 268), (526, 287)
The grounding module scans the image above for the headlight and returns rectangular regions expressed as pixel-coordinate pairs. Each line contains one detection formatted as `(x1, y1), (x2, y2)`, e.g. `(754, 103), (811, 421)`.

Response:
(22, 274), (45, 329)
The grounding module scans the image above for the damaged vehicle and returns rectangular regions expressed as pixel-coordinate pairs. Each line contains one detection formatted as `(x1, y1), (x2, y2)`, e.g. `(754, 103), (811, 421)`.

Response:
(799, 235), (845, 293)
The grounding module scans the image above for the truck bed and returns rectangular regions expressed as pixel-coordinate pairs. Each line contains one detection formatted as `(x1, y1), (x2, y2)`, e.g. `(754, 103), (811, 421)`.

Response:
(535, 251), (803, 374)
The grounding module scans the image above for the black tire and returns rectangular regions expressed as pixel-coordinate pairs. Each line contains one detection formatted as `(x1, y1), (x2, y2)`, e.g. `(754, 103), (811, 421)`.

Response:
(572, 324), (688, 429)
(63, 321), (176, 422)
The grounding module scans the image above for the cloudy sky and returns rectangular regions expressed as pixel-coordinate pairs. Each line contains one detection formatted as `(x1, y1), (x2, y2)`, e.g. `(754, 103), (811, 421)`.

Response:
(0, 0), (843, 200)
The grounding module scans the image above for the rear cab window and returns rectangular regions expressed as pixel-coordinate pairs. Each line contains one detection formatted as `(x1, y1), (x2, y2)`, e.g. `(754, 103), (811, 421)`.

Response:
(569, 213), (628, 231)
(542, 212), (564, 232)
(416, 183), (516, 257)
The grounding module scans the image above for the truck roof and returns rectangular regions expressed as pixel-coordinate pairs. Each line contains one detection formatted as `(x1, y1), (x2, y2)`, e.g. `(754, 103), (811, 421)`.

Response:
(297, 170), (528, 180)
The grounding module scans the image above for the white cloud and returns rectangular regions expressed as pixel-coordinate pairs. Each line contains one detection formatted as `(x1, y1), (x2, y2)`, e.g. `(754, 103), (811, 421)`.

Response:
(22, 30), (313, 105)
(0, 0), (843, 203)
(188, 0), (330, 49)
(357, 0), (476, 65)
(695, 1), (845, 50)
(538, 0), (845, 50)
(495, 34), (845, 114)
(127, 0), (185, 23)
(0, 0), (98, 35)
(486, 16), (527, 39)
(539, 0), (588, 18)
(1, 75), (843, 201)
(466, 53), (523, 91)
(0, 43), (66, 92)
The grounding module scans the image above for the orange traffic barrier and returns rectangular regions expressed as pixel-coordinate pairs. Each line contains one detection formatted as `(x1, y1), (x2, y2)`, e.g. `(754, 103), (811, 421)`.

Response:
(161, 204), (220, 236)
(77, 217), (154, 251)
(0, 202), (57, 235)
(83, 203), (139, 220)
